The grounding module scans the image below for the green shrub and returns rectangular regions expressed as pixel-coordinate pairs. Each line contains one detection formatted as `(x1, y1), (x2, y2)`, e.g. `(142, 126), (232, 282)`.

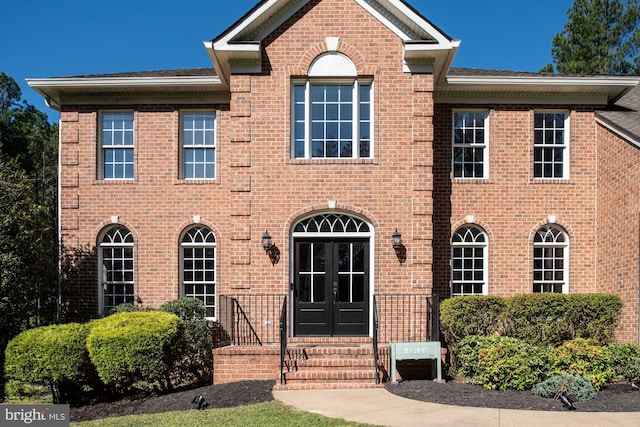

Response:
(108, 302), (143, 314)
(531, 374), (596, 401)
(160, 298), (213, 385)
(607, 343), (640, 383)
(455, 335), (508, 381)
(548, 338), (613, 390)
(567, 294), (622, 345)
(474, 337), (548, 390)
(86, 311), (180, 392)
(502, 294), (573, 347)
(4, 323), (95, 403)
(440, 296), (507, 351)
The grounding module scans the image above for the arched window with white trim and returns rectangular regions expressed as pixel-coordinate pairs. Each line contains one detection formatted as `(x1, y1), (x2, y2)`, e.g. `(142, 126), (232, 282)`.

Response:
(533, 224), (568, 293)
(181, 225), (216, 318)
(451, 225), (487, 296)
(99, 226), (134, 314)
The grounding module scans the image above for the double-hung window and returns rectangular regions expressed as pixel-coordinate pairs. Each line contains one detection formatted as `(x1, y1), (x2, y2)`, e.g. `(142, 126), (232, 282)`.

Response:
(101, 112), (134, 179)
(533, 225), (568, 293)
(451, 225), (488, 296)
(182, 112), (216, 179)
(453, 111), (488, 179)
(293, 80), (372, 159)
(534, 112), (569, 179)
(99, 226), (135, 314)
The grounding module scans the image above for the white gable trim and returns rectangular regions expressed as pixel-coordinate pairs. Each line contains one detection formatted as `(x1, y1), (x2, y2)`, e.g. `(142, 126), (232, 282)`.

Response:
(596, 116), (640, 149)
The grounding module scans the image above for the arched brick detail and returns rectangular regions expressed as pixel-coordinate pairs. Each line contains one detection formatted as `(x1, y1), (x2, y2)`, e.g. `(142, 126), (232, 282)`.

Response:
(297, 40), (368, 76)
(94, 218), (140, 246)
(285, 203), (380, 235)
(451, 216), (493, 242)
(528, 216), (575, 244)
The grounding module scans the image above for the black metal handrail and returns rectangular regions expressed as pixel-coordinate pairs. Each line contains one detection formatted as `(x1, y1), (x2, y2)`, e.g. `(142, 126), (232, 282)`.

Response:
(373, 295), (380, 383)
(217, 294), (286, 346)
(374, 293), (440, 343)
(279, 295), (287, 385)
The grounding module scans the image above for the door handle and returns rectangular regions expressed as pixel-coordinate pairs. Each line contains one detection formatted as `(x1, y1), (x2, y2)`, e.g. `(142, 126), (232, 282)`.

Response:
(332, 281), (337, 303)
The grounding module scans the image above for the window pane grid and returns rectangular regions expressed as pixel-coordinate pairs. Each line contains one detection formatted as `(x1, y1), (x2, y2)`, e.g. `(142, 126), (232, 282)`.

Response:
(533, 225), (567, 293)
(293, 82), (372, 159)
(102, 113), (134, 179)
(183, 113), (216, 179)
(534, 113), (566, 178)
(451, 226), (487, 296)
(182, 226), (216, 318)
(100, 226), (134, 314)
(453, 112), (487, 178)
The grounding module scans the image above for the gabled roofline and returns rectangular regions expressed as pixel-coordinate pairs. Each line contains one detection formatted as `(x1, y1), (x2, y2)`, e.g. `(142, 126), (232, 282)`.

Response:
(205, 0), (459, 84)
(596, 115), (640, 148)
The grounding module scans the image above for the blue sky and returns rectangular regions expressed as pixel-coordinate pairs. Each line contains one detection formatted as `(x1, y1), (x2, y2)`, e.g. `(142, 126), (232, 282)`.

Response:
(3, 0), (573, 121)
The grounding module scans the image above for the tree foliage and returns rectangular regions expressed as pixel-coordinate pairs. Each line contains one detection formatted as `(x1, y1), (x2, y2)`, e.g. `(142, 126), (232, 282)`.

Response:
(544, 0), (640, 74)
(0, 72), (58, 400)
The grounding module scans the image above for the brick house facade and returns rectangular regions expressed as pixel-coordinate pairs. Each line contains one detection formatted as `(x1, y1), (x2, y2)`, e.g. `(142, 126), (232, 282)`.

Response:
(29, 0), (640, 387)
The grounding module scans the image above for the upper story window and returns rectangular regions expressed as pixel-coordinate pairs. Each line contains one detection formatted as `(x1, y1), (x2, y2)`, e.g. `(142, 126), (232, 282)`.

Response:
(101, 112), (134, 180)
(453, 111), (488, 179)
(533, 112), (569, 179)
(182, 112), (216, 179)
(99, 225), (135, 315)
(451, 225), (488, 296)
(533, 224), (568, 293)
(292, 52), (372, 160)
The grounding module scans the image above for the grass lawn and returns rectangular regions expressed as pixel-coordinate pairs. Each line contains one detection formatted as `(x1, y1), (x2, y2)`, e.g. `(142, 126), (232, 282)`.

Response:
(71, 401), (376, 427)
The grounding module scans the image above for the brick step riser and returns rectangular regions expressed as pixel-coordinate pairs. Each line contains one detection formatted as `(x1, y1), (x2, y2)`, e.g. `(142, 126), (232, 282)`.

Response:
(287, 348), (376, 358)
(283, 370), (377, 382)
(273, 383), (384, 391)
(293, 359), (375, 368)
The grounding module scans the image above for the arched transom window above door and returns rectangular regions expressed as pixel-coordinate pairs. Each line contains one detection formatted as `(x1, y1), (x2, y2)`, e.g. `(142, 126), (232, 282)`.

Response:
(293, 213), (370, 234)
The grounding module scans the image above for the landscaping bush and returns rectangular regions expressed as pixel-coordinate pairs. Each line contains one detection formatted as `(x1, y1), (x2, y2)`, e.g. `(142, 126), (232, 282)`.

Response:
(86, 311), (180, 392)
(160, 298), (213, 385)
(548, 338), (613, 390)
(567, 294), (622, 345)
(4, 323), (96, 403)
(108, 302), (143, 314)
(455, 335), (508, 381)
(531, 373), (596, 401)
(502, 294), (574, 347)
(474, 337), (548, 390)
(607, 343), (640, 384)
(440, 296), (507, 351)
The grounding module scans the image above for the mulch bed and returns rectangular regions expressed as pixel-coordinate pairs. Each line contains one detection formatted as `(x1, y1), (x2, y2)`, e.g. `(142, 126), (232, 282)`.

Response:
(385, 380), (640, 412)
(70, 378), (640, 422)
(70, 380), (274, 422)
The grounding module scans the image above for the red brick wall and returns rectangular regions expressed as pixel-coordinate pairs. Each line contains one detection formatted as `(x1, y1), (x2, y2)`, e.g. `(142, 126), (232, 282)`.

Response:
(59, 0), (435, 320)
(433, 105), (599, 297)
(213, 346), (280, 384)
(596, 125), (640, 343)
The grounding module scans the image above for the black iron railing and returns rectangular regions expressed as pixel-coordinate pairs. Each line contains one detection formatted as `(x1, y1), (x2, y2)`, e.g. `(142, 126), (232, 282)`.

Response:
(373, 294), (440, 344)
(373, 296), (380, 383)
(217, 294), (286, 346)
(279, 296), (288, 385)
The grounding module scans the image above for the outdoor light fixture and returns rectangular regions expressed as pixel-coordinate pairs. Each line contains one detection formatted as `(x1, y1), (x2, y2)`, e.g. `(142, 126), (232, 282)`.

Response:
(261, 229), (280, 265)
(559, 393), (576, 410)
(261, 230), (273, 253)
(392, 229), (406, 264)
(192, 395), (209, 410)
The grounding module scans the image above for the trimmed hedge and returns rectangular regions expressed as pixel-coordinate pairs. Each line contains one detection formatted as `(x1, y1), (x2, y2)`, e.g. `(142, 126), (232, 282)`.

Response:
(86, 311), (180, 391)
(608, 343), (640, 383)
(4, 323), (95, 403)
(160, 298), (213, 385)
(441, 293), (622, 350)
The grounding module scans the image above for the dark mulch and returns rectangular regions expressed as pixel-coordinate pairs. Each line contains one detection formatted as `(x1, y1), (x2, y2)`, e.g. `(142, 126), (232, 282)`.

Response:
(385, 380), (640, 412)
(70, 379), (640, 421)
(70, 380), (275, 422)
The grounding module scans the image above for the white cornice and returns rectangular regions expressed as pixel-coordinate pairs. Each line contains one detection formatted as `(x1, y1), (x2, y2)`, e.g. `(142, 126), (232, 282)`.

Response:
(447, 75), (640, 87)
(27, 76), (221, 89)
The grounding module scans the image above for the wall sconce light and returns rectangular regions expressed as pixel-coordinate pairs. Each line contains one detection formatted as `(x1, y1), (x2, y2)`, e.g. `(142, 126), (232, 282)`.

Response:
(261, 230), (280, 265)
(392, 229), (406, 264)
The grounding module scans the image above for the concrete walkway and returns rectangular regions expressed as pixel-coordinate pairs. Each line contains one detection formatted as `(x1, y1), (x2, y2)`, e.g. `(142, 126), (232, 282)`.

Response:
(273, 388), (640, 427)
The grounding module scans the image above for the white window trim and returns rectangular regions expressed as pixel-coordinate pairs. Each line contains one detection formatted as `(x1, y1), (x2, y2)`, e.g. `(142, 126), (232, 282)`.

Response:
(99, 111), (135, 181)
(180, 111), (217, 181)
(533, 225), (569, 294)
(450, 225), (488, 296)
(452, 109), (489, 179)
(291, 79), (374, 160)
(180, 226), (217, 320)
(98, 226), (135, 315)
(533, 110), (570, 180)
